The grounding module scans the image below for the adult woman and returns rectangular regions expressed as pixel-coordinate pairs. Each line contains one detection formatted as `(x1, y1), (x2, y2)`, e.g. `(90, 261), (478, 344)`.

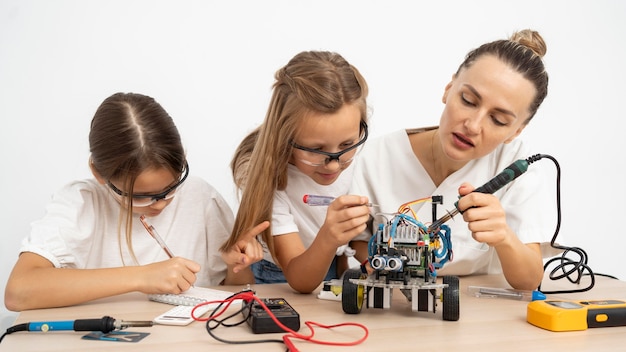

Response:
(350, 29), (553, 290)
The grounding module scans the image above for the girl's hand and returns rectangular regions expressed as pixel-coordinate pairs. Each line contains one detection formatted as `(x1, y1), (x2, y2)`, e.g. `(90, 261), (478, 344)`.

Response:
(457, 182), (511, 247)
(319, 195), (371, 248)
(139, 257), (201, 294)
(221, 220), (270, 273)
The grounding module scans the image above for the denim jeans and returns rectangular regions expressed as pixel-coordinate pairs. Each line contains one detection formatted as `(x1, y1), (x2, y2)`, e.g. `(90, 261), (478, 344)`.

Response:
(251, 256), (339, 284)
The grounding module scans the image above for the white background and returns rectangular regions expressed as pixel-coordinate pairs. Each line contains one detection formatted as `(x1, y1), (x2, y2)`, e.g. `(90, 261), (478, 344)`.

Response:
(1, 0), (625, 325)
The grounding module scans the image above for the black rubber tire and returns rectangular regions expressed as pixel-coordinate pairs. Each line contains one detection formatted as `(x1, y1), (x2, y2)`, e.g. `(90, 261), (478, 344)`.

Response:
(342, 268), (365, 314)
(442, 275), (460, 321)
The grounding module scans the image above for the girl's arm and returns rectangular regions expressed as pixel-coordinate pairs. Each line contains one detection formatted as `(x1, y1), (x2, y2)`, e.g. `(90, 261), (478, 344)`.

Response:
(221, 221), (270, 285)
(274, 232), (336, 293)
(4, 252), (200, 311)
(276, 195), (371, 293)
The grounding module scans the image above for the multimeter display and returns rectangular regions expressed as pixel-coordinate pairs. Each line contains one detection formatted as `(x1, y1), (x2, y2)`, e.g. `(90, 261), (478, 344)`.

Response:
(545, 301), (583, 309)
(527, 299), (626, 331)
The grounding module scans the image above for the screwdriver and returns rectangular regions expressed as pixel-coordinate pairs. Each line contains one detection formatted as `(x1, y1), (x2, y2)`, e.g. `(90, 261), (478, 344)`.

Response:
(468, 286), (546, 301)
(303, 194), (379, 207)
(426, 158), (532, 233)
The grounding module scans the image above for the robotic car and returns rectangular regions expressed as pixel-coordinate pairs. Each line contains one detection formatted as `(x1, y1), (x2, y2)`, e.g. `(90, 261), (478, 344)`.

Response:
(341, 197), (460, 321)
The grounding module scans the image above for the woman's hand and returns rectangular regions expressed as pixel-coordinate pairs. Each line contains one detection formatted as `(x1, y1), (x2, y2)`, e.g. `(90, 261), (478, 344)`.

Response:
(457, 182), (511, 247)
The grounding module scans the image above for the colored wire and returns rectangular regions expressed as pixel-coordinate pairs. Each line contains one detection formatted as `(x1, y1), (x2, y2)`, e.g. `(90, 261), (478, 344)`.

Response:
(368, 226), (380, 257)
(397, 197), (431, 219)
(432, 224), (453, 268)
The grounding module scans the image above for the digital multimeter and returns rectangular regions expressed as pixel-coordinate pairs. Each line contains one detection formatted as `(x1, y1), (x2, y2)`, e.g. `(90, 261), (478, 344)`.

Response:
(527, 299), (626, 331)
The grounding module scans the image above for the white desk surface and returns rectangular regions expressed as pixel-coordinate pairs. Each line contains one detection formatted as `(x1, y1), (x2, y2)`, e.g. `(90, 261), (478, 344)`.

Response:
(1, 274), (624, 351)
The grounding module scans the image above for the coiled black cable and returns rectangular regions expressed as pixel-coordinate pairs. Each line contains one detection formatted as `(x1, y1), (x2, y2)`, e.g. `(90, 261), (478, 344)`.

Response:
(536, 154), (617, 294)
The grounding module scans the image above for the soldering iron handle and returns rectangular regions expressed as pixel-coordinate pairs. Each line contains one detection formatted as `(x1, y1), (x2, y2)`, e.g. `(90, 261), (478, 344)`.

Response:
(73, 316), (116, 332)
(22, 316), (117, 333)
(428, 157), (537, 233)
(473, 159), (529, 195)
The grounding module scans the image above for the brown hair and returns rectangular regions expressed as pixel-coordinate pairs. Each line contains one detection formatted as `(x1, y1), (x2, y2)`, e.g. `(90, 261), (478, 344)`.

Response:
(89, 92), (186, 263)
(221, 51), (368, 261)
(456, 29), (549, 122)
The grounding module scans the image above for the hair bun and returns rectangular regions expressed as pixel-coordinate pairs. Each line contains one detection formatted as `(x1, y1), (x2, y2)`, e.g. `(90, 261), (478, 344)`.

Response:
(510, 29), (547, 58)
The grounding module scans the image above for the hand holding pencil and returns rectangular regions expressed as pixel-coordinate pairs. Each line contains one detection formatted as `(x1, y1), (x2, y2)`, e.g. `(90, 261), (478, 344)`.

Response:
(139, 215), (200, 292)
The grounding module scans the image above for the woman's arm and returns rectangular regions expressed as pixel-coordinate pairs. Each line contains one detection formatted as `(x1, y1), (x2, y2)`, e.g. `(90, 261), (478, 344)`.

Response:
(457, 183), (544, 290)
(494, 240), (543, 290)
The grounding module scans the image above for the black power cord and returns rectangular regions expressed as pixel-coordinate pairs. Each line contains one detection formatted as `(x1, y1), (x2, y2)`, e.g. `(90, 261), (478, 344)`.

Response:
(536, 154), (618, 294)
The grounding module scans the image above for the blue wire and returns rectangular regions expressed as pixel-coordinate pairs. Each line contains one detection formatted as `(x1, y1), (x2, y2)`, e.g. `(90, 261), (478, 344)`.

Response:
(370, 213), (453, 271)
(369, 224), (383, 257)
(433, 224), (452, 268)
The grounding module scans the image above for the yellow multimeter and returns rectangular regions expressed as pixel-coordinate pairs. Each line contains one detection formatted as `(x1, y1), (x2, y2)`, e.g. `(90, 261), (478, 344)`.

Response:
(527, 299), (626, 331)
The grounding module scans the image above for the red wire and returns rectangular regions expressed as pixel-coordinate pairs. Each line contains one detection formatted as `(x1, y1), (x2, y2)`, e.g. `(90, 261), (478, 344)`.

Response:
(282, 321), (369, 351)
(191, 290), (255, 321)
(192, 291), (369, 352)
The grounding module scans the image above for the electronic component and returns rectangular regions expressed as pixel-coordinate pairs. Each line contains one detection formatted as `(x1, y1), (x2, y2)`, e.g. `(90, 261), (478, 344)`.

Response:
(527, 299), (626, 331)
(340, 195), (459, 321)
(317, 280), (343, 301)
(242, 298), (300, 334)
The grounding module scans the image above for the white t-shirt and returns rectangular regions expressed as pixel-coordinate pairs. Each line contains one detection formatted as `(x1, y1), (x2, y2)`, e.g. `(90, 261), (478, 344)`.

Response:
(350, 128), (557, 275)
(262, 163), (355, 264)
(20, 176), (232, 286)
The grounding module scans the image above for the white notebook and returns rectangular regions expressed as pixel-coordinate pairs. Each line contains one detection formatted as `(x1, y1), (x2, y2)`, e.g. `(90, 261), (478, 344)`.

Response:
(148, 287), (235, 306)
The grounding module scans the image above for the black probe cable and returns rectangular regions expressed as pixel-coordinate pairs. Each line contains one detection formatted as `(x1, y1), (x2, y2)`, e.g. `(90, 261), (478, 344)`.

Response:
(537, 154), (618, 294)
(204, 291), (284, 346)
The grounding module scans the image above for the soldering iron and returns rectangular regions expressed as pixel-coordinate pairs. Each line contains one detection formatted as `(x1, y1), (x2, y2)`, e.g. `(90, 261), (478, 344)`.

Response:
(0, 316), (153, 343)
(427, 154), (543, 233)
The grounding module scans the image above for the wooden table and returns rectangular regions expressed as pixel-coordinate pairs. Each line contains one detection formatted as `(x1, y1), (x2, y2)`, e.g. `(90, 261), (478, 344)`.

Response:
(2, 274), (625, 351)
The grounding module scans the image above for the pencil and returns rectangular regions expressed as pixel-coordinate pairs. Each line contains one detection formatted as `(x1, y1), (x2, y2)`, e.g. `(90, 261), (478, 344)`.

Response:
(139, 215), (175, 258)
